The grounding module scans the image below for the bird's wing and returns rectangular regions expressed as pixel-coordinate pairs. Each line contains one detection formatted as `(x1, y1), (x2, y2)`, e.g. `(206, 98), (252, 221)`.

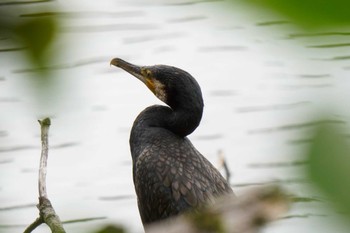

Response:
(134, 146), (188, 223)
(134, 139), (233, 224)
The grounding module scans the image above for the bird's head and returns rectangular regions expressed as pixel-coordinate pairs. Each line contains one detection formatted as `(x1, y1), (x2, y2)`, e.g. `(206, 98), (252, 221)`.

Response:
(110, 58), (203, 111)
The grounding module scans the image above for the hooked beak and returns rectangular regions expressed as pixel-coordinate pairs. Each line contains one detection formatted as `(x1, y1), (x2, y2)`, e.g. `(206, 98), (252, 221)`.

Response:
(110, 58), (147, 84)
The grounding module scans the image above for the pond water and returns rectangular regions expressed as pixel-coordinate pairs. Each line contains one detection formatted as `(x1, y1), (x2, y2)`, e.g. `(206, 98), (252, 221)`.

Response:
(1, 0), (350, 233)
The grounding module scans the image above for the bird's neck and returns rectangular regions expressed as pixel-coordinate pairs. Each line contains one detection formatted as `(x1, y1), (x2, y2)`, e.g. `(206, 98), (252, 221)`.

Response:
(135, 100), (203, 136)
(129, 103), (203, 161)
(169, 102), (203, 137)
(166, 84), (204, 137)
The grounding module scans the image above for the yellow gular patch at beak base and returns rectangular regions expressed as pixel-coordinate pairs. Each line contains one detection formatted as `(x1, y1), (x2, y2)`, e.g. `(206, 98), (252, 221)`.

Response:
(145, 78), (167, 103)
(145, 78), (156, 94)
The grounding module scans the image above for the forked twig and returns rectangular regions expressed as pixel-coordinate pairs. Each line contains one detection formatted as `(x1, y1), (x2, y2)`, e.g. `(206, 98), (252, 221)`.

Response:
(24, 118), (66, 233)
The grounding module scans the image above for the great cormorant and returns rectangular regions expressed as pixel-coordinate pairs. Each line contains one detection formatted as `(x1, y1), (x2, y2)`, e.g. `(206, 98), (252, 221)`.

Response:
(110, 58), (233, 225)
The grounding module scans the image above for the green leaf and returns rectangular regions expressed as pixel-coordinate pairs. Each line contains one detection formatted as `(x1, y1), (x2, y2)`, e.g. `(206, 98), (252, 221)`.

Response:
(14, 16), (57, 68)
(236, 0), (350, 29)
(307, 122), (350, 214)
(94, 225), (125, 233)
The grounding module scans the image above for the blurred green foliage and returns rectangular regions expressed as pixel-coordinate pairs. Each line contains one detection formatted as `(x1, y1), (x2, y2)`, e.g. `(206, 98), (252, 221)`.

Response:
(0, 6), (59, 78)
(307, 122), (350, 216)
(14, 17), (57, 70)
(236, 0), (350, 29)
(0, 5), (62, 109)
(94, 225), (125, 233)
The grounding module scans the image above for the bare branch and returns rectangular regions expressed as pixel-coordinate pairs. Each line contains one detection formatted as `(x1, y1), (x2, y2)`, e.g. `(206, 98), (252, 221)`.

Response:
(24, 118), (66, 233)
(23, 216), (43, 233)
(38, 118), (50, 198)
(39, 197), (66, 233)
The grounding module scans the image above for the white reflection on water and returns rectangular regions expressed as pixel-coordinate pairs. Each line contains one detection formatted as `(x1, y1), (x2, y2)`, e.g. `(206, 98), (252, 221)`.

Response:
(0, 0), (350, 233)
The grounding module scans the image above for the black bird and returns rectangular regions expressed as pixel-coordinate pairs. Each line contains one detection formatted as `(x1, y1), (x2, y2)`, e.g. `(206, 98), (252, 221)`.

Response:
(110, 58), (233, 225)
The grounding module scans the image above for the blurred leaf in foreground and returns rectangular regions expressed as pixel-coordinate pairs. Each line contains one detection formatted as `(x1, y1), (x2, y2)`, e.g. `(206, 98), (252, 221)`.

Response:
(14, 16), (57, 71)
(94, 225), (125, 233)
(236, 0), (350, 29)
(0, 7), (59, 74)
(307, 121), (350, 215)
(0, 6), (64, 109)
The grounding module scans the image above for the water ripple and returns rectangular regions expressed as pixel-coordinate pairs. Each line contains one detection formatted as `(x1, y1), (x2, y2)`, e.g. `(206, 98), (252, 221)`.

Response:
(256, 20), (290, 26)
(51, 142), (80, 149)
(236, 101), (310, 113)
(98, 195), (134, 201)
(0, 47), (26, 52)
(164, 0), (222, 6)
(194, 134), (223, 140)
(167, 16), (207, 23)
(0, 217), (106, 229)
(0, 0), (53, 6)
(232, 178), (308, 188)
(0, 145), (37, 153)
(123, 32), (185, 44)
(0, 159), (13, 164)
(298, 74), (331, 78)
(20, 11), (145, 18)
(248, 160), (308, 168)
(61, 23), (159, 33)
(329, 55), (350, 60)
(288, 32), (350, 39)
(307, 43), (350, 48)
(0, 131), (8, 137)
(13, 56), (109, 73)
(281, 213), (328, 219)
(0, 97), (20, 103)
(63, 217), (107, 224)
(280, 84), (333, 89)
(288, 138), (313, 145)
(0, 142), (78, 153)
(0, 203), (36, 211)
(291, 196), (323, 203)
(248, 119), (345, 134)
(209, 90), (237, 97)
(198, 45), (247, 52)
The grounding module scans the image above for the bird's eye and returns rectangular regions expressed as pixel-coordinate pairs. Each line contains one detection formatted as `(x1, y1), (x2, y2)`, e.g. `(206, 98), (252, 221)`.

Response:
(141, 68), (152, 78)
(146, 69), (152, 77)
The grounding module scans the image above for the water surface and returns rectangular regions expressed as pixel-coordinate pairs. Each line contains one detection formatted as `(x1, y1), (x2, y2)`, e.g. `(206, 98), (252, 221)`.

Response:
(0, 0), (349, 232)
